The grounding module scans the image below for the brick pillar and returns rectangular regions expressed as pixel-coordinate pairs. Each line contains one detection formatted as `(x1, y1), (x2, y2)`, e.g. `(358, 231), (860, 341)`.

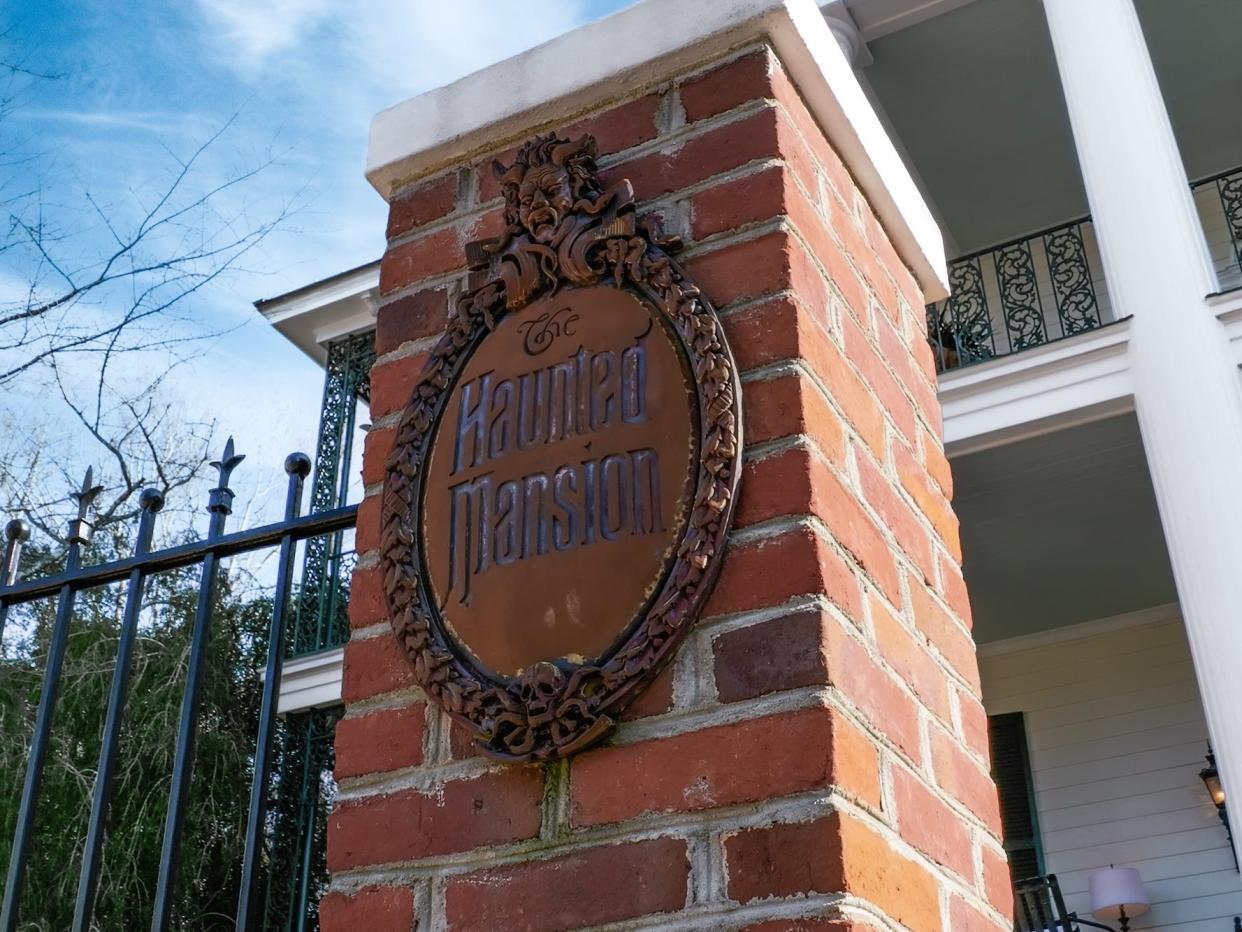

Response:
(328, 43), (1011, 932)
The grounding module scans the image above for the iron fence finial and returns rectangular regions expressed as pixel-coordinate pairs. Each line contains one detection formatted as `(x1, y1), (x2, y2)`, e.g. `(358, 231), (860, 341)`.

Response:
(207, 437), (245, 516)
(68, 467), (105, 545)
(4, 519), (29, 544)
(139, 488), (166, 514)
(284, 452), (312, 479)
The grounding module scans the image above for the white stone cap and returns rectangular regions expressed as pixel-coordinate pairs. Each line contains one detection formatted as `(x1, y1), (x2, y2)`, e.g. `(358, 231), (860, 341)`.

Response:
(366, 0), (948, 298)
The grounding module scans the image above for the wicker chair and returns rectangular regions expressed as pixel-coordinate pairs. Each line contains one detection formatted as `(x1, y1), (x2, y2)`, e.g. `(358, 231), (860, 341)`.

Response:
(1013, 875), (1116, 932)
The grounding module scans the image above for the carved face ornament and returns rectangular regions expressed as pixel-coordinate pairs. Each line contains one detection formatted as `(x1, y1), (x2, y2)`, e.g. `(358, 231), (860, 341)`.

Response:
(379, 131), (742, 762)
(517, 164), (574, 243)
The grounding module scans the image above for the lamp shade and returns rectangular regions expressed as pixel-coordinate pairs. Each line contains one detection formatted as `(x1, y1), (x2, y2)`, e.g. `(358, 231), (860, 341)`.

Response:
(1089, 867), (1150, 920)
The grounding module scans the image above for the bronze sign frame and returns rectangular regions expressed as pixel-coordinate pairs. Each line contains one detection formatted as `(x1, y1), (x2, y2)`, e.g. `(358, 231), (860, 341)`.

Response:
(379, 133), (742, 762)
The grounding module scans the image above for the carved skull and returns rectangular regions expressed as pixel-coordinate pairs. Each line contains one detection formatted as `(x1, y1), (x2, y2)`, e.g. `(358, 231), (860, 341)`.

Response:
(517, 661), (565, 717)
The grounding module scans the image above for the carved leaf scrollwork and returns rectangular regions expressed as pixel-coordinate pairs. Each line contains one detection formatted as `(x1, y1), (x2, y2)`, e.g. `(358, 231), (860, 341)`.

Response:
(379, 133), (742, 762)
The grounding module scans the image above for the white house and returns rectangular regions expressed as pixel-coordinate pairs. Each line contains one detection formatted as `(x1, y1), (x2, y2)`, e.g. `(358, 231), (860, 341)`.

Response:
(260, 0), (1242, 928)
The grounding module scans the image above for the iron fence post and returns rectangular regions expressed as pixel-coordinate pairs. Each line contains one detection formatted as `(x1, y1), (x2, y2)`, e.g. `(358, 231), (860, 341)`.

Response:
(0, 470), (103, 932)
(150, 440), (243, 931)
(72, 488), (164, 930)
(234, 453), (311, 930)
(0, 519), (30, 644)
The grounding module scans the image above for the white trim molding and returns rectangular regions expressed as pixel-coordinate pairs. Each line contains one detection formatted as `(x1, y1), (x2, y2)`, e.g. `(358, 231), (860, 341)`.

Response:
(976, 602), (1181, 658)
(938, 318), (1134, 456)
(275, 647), (344, 714)
(365, 0), (949, 299)
(255, 262), (380, 364)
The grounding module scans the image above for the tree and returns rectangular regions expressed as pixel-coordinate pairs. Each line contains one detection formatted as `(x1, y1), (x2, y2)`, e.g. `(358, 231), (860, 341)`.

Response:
(0, 391), (342, 930)
(0, 30), (289, 392)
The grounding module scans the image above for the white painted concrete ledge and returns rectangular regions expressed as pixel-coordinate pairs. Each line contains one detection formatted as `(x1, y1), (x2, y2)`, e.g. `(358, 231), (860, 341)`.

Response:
(365, 0), (948, 299)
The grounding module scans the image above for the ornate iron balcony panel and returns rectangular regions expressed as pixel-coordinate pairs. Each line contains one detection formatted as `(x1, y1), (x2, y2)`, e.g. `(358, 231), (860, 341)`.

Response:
(291, 330), (375, 657)
(928, 217), (1108, 373)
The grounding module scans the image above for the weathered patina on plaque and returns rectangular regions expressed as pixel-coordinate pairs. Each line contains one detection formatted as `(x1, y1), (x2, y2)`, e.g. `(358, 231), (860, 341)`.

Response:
(380, 133), (742, 761)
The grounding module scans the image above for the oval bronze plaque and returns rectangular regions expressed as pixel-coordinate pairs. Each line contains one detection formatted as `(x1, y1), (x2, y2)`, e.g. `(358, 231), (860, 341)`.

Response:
(380, 133), (742, 761)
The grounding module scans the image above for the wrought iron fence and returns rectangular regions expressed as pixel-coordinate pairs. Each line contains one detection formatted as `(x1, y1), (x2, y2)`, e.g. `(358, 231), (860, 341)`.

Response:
(926, 217), (1110, 372)
(0, 444), (356, 931)
(929, 164), (1242, 373)
(292, 330), (374, 658)
(1191, 165), (1242, 293)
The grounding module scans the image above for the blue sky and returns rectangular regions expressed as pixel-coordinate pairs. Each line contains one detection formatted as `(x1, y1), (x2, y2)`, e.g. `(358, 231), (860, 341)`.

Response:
(4, 0), (633, 516)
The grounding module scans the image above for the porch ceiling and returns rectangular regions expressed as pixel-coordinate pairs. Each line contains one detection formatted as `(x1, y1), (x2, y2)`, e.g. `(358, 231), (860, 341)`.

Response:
(950, 412), (1177, 644)
(860, 0), (1242, 257)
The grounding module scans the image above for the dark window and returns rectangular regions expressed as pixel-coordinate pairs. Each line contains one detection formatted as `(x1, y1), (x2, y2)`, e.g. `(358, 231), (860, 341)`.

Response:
(989, 712), (1045, 881)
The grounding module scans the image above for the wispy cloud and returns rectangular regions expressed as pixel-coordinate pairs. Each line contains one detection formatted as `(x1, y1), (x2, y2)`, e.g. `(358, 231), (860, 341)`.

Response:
(192, 0), (336, 73)
(18, 107), (196, 135)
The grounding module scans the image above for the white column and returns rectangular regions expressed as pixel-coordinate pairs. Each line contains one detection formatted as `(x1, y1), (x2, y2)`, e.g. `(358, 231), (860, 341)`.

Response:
(1045, 0), (1242, 859)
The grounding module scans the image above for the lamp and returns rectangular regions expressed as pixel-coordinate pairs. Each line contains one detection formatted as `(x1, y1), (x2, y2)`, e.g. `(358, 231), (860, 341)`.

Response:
(1200, 746), (1234, 844)
(1089, 866), (1149, 932)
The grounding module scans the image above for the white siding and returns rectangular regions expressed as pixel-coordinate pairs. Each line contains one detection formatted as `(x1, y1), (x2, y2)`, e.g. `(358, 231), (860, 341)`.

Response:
(980, 610), (1242, 931)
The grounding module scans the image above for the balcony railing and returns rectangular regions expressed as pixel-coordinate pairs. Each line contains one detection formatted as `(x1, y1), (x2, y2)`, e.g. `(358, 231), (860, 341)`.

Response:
(929, 165), (1242, 373)
(1191, 165), (1242, 293)
(927, 217), (1110, 372)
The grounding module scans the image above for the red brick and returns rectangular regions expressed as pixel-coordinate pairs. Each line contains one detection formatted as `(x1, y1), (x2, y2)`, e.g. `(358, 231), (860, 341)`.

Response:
(362, 425), (397, 487)
(813, 466), (901, 605)
(823, 616), (921, 764)
(601, 106), (781, 204)
(447, 716), (483, 760)
(797, 327), (888, 461)
(680, 51), (773, 123)
(712, 609), (828, 702)
(685, 228), (792, 308)
(706, 527), (861, 624)
(354, 493), (382, 554)
(376, 288), (449, 355)
(724, 813), (940, 932)
(876, 310), (940, 429)
(840, 312), (917, 443)
(619, 662), (674, 721)
(387, 171), (458, 240)
(334, 704), (425, 779)
(380, 227), (462, 295)
(444, 838), (688, 931)
(891, 765), (973, 880)
(950, 895), (1007, 932)
(369, 352), (428, 420)
(563, 93), (661, 157)
(725, 295), (801, 371)
(958, 690), (992, 762)
(742, 373), (805, 444)
(853, 450), (935, 584)
(571, 707), (879, 827)
(738, 445), (827, 528)
(937, 551), (974, 626)
(908, 576), (980, 690)
(894, 440), (961, 562)
(932, 728), (1003, 836)
(319, 885), (415, 932)
(691, 164), (791, 240)
(475, 144), (520, 203)
(919, 423), (954, 498)
(868, 594), (950, 722)
(983, 844), (1016, 917)
(328, 768), (544, 869)
(348, 563), (386, 630)
(342, 634), (415, 703)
